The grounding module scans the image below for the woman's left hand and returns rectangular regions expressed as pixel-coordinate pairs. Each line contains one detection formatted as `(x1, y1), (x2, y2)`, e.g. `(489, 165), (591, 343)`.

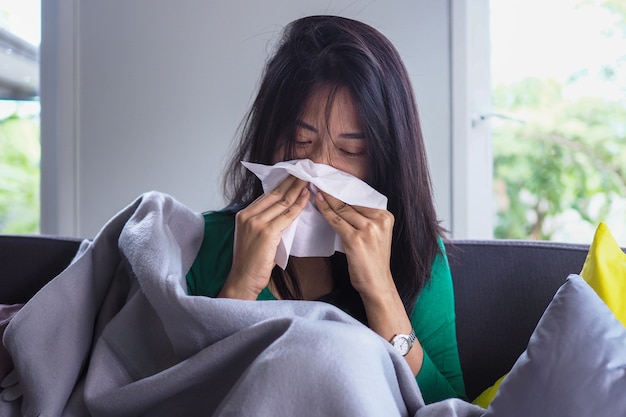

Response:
(314, 191), (395, 301)
(315, 190), (425, 376)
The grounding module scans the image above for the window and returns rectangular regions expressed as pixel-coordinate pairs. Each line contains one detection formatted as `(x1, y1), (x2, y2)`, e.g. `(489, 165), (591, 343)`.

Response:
(0, 0), (40, 233)
(491, 0), (626, 245)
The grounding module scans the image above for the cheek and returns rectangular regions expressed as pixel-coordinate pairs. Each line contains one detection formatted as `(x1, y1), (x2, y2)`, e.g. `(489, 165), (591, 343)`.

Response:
(292, 147), (308, 160)
(332, 158), (368, 181)
(272, 142), (292, 164)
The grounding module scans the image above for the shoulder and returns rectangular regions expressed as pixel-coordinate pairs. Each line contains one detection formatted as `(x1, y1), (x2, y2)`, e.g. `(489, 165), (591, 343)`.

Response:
(186, 210), (237, 296)
(432, 237), (451, 277)
(197, 209), (237, 254)
(203, 209), (236, 226)
(200, 210), (236, 238)
(412, 237), (454, 317)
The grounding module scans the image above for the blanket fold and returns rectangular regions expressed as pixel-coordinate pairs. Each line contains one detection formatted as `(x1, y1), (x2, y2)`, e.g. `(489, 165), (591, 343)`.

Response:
(1, 191), (485, 417)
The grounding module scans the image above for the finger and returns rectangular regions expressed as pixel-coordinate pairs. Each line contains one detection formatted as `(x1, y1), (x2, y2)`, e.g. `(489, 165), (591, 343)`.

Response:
(315, 191), (360, 232)
(315, 191), (368, 229)
(253, 178), (309, 224)
(268, 185), (310, 230)
(241, 176), (307, 223)
(269, 177), (309, 209)
(246, 175), (300, 212)
(320, 192), (382, 218)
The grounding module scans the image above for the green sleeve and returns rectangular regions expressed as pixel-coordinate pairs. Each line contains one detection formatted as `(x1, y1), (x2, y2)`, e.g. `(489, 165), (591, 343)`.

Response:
(412, 241), (466, 403)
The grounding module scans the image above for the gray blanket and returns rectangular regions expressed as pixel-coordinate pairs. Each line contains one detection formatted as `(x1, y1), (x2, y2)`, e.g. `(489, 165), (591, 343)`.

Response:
(1, 192), (485, 417)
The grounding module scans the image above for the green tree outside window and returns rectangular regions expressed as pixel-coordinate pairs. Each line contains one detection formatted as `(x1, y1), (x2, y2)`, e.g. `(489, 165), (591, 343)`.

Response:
(493, 0), (626, 241)
(0, 112), (40, 233)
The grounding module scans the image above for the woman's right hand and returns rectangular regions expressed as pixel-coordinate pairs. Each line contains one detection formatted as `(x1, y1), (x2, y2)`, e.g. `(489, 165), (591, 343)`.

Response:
(219, 176), (310, 300)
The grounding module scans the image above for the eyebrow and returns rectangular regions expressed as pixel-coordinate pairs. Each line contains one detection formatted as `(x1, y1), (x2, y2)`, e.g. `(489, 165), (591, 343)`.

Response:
(295, 119), (366, 139)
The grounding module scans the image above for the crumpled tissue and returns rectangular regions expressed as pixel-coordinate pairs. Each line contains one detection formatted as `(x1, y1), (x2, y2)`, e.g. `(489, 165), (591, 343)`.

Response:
(242, 159), (388, 269)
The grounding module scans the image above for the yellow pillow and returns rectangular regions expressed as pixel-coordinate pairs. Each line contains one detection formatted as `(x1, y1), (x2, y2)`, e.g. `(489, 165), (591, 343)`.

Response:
(472, 373), (506, 408)
(580, 222), (626, 327)
(472, 222), (626, 408)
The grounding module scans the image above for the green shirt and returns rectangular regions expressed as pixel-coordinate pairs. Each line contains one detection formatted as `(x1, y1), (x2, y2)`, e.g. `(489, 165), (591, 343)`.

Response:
(186, 211), (466, 403)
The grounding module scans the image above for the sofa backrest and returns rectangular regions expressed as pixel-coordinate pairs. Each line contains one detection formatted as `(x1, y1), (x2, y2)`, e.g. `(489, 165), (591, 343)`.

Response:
(1, 234), (592, 400)
(446, 239), (589, 400)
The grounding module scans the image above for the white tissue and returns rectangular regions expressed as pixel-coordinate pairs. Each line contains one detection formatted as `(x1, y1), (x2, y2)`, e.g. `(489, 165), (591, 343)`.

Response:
(242, 159), (388, 269)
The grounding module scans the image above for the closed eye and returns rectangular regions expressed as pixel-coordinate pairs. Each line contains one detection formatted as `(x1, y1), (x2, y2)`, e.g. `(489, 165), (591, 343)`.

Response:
(336, 137), (367, 158)
(338, 132), (366, 140)
(340, 148), (366, 158)
(295, 120), (316, 145)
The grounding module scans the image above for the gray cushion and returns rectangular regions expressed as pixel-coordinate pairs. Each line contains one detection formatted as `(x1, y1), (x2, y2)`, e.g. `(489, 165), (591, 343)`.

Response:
(486, 274), (626, 416)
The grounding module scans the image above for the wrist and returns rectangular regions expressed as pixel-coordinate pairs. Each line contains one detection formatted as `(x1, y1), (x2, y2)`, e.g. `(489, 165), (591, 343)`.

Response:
(218, 275), (262, 300)
(352, 270), (396, 303)
(357, 278), (401, 311)
(361, 287), (410, 337)
(390, 328), (416, 356)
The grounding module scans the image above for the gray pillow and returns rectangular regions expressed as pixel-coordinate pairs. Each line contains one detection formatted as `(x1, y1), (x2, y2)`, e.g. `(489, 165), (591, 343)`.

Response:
(486, 274), (626, 417)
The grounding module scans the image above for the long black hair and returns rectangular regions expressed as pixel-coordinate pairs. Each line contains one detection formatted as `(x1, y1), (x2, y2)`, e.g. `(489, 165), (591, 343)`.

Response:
(223, 15), (444, 315)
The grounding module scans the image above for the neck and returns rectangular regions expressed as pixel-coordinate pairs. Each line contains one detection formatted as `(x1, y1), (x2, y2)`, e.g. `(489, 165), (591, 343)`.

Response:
(285, 256), (334, 300)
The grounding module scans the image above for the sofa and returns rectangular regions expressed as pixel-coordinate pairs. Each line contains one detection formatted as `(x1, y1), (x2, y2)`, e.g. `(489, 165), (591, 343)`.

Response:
(0, 233), (590, 401)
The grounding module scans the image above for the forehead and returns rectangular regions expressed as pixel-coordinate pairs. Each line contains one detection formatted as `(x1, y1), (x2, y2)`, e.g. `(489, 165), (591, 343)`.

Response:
(300, 86), (361, 125)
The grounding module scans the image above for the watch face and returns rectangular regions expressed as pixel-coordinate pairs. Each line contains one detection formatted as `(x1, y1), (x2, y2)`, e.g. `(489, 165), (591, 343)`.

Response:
(392, 335), (409, 355)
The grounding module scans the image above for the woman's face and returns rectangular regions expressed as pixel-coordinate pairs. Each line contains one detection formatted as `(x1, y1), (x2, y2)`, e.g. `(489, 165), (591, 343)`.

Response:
(277, 86), (369, 181)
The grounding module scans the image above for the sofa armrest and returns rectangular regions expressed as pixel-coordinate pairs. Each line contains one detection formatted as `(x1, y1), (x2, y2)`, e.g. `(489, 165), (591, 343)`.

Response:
(0, 234), (82, 304)
(446, 239), (589, 400)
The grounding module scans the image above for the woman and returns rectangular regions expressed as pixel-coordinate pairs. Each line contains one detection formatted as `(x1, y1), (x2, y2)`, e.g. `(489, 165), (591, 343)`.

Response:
(186, 15), (466, 404)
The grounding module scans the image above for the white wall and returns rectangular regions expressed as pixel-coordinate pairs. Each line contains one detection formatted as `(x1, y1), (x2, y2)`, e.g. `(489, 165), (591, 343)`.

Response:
(41, 0), (486, 238)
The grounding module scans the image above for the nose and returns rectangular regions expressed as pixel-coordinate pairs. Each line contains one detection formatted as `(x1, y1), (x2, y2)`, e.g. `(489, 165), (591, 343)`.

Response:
(307, 141), (333, 166)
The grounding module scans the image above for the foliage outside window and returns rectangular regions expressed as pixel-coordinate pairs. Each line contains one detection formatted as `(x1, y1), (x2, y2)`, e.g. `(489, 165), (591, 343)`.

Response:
(0, 1), (40, 234)
(492, 0), (626, 243)
(0, 105), (40, 233)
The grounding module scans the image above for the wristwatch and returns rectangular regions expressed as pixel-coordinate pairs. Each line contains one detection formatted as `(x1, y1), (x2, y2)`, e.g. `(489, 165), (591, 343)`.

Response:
(390, 329), (416, 356)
